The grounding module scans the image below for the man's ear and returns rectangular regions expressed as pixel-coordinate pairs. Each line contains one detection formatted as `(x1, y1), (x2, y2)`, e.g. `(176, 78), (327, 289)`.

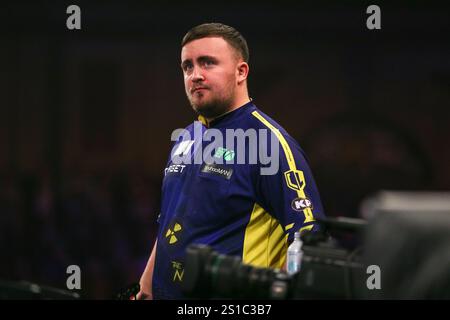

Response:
(236, 62), (249, 84)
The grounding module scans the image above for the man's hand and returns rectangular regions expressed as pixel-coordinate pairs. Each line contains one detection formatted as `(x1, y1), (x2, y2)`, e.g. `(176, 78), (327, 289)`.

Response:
(134, 240), (157, 300)
(135, 280), (152, 300)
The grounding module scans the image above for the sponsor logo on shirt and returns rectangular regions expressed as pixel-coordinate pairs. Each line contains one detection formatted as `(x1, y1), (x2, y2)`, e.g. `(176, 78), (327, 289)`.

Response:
(171, 261), (184, 282)
(200, 163), (233, 180)
(165, 164), (187, 176)
(291, 197), (313, 211)
(214, 147), (235, 161)
(284, 169), (306, 192)
(165, 222), (182, 244)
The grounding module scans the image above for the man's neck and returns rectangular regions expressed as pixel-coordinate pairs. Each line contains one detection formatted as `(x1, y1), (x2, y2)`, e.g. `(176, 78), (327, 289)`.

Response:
(204, 96), (251, 125)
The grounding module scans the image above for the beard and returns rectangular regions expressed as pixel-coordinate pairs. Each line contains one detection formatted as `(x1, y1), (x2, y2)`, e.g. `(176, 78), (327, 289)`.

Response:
(187, 86), (235, 119)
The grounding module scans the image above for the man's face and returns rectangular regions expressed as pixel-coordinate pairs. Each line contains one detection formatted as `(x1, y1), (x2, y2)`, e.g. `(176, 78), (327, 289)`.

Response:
(181, 37), (240, 119)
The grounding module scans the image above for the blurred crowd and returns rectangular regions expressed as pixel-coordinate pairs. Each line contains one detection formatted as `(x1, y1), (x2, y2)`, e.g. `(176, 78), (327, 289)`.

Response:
(0, 171), (160, 299)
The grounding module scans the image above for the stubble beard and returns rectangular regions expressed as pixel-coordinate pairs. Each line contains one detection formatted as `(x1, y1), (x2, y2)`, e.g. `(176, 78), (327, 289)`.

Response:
(188, 86), (236, 120)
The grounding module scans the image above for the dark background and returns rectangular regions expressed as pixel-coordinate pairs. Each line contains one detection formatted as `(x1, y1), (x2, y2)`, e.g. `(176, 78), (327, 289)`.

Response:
(0, 1), (449, 298)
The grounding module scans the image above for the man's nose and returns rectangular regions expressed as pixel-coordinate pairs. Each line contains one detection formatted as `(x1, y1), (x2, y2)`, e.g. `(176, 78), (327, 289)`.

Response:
(191, 66), (205, 82)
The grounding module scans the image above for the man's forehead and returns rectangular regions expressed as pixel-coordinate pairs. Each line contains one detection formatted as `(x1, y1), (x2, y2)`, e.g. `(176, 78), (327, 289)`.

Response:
(181, 37), (233, 60)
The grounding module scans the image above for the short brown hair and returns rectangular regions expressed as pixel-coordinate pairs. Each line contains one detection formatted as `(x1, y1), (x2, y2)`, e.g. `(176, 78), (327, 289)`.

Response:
(181, 23), (250, 63)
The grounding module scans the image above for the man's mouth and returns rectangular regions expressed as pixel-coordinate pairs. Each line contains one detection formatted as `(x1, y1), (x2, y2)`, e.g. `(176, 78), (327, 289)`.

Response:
(191, 87), (208, 94)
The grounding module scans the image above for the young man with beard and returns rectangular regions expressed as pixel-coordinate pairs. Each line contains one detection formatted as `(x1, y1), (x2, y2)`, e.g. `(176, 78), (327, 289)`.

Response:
(137, 23), (325, 299)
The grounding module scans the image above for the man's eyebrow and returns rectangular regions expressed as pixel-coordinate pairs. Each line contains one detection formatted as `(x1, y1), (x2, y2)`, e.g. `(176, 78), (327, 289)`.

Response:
(197, 55), (218, 63)
(182, 55), (218, 65)
(197, 55), (217, 61)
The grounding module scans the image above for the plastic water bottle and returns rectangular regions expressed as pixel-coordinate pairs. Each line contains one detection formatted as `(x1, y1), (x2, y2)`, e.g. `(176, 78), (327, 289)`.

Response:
(287, 232), (303, 275)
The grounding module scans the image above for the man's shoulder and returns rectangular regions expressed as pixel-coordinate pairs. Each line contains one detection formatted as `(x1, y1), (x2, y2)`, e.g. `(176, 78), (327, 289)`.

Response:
(247, 106), (307, 158)
(246, 106), (292, 139)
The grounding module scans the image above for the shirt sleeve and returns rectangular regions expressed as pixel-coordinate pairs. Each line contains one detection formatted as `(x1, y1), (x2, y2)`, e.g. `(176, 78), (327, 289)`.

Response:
(255, 130), (326, 243)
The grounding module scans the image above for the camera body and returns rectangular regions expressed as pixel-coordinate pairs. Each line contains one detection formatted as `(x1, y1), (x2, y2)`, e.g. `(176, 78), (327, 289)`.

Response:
(183, 192), (450, 299)
(182, 217), (368, 299)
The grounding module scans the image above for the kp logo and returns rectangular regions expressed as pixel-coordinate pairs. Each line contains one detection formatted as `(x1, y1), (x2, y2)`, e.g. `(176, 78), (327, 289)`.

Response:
(292, 197), (313, 211)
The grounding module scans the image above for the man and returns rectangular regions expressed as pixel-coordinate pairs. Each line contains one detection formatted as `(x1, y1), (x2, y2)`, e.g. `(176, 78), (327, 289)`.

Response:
(137, 23), (325, 299)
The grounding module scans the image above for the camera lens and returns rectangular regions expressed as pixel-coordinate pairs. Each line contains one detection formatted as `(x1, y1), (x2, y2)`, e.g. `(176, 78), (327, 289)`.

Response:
(183, 244), (292, 299)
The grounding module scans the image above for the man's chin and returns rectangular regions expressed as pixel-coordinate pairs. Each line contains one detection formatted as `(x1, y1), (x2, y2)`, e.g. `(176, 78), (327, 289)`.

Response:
(193, 104), (214, 117)
(191, 99), (213, 115)
(194, 106), (224, 120)
(189, 97), (231, 119)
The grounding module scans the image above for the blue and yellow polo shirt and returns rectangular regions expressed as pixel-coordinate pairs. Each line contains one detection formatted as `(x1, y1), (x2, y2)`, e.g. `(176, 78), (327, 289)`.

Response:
(152, 101), (325, 299)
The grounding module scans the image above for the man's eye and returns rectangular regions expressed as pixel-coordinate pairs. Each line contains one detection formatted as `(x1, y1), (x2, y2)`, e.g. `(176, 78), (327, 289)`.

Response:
(184, 64), (193, 71)
(204, 60), (214, 66)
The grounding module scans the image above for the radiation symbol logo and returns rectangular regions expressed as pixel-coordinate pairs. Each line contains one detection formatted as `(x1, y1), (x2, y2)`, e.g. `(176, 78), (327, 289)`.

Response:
(165, 223), (182, 244)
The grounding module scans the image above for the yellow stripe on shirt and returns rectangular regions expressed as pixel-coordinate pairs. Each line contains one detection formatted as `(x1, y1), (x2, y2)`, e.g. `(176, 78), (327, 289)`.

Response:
(251, 111), (315, 223)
